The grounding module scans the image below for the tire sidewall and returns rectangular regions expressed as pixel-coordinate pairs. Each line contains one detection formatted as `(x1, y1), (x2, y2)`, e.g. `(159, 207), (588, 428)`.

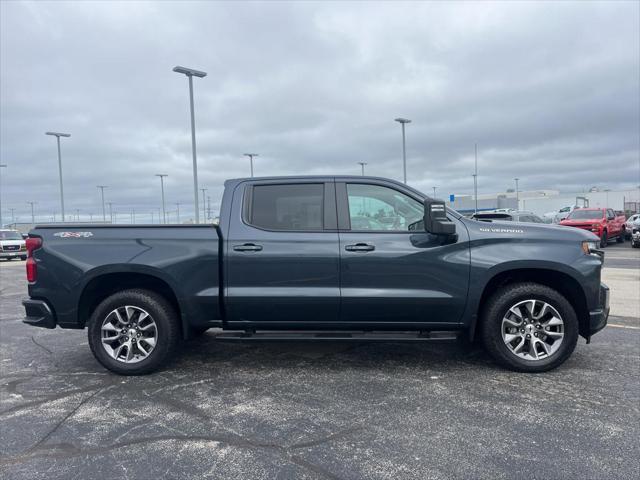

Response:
(483, 284), (579, 372)
(88, 290), (178, 375)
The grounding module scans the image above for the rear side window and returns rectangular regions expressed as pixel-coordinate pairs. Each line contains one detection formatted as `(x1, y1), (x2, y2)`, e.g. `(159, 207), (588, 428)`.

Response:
(248, 184), (324, 231)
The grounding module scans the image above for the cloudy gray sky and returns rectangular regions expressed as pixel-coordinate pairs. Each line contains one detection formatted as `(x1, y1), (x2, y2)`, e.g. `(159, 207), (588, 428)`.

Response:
(1, 0), (639, 223)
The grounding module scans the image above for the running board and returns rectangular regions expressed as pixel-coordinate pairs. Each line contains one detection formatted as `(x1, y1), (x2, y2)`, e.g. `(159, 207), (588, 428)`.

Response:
(210, 330), (459, 342)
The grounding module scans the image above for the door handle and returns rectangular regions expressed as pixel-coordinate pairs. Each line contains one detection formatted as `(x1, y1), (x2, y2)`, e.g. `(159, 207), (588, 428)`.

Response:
(233, 243), (263, 252)
(345, 243), (375, 252)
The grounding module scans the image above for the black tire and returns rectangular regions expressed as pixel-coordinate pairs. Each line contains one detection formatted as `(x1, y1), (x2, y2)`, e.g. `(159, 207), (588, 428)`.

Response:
(87, 289), (181, 375)
(600, 230), (608, 248)
(480, 282), (579, 373)
(616, 231), (624, 243)
(21, 256), (27, 261)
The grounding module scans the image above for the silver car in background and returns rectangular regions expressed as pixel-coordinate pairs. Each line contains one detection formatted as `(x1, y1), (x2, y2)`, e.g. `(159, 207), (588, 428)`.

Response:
(625, 214), (640, 239)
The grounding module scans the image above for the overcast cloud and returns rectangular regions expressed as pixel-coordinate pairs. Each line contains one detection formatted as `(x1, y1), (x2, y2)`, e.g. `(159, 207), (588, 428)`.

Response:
(1, 0), (639, 223)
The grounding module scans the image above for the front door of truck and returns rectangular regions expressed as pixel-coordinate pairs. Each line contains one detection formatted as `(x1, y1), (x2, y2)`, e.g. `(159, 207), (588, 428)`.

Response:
(336, 181), (470, 326)
(226, 180), (340, 324)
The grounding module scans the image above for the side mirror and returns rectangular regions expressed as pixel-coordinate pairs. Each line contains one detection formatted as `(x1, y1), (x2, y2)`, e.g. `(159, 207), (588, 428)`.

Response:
(423, 199), (456, 235)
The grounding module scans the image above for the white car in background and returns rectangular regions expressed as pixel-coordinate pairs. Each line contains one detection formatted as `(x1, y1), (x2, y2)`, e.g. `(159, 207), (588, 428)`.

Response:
(626, 214), (640, 239)
(0, 229), (27, 261)
(543, 205), (579, 224)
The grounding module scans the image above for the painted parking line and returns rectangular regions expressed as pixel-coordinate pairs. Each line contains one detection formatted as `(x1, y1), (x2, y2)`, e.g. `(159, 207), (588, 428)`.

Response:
(608, 323), (640, 330)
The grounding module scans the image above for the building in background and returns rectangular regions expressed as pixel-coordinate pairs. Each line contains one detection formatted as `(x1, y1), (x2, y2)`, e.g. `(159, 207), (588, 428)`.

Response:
(446, 188), (639, 217)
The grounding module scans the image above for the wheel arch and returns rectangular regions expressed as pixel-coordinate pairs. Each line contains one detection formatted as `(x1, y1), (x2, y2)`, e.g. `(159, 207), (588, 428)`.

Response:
(77, 269), (186, 338)
(471, 268), (589, 341)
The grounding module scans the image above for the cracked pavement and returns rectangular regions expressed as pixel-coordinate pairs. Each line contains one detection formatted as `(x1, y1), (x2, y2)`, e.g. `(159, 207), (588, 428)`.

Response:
(1, 245), (639, 479)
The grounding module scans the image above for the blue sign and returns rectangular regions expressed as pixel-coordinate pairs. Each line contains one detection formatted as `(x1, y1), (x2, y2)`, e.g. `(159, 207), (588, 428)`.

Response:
(449, 194), (455, 202)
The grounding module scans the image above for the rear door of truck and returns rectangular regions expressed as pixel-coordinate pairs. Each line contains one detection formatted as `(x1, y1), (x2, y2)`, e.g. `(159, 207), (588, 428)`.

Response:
(225, 178), (340, 325)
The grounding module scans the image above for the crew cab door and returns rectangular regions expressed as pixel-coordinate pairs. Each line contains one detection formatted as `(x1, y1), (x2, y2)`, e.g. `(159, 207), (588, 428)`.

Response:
(225, 179), (340, 324)
(336, 181), (470, 326)
(606, 209), (621, 236)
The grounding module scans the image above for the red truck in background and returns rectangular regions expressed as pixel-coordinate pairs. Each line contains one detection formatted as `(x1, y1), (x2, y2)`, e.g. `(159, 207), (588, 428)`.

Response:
(560, 208), (626, 248)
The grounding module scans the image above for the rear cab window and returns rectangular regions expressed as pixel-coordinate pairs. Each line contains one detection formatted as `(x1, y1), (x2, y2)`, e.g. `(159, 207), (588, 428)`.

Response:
(246, 183), (324, 231)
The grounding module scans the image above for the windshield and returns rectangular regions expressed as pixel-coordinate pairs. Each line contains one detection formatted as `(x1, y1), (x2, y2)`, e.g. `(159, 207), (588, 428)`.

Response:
(0, 231), (23, 240)
(567, 210), (603, 220)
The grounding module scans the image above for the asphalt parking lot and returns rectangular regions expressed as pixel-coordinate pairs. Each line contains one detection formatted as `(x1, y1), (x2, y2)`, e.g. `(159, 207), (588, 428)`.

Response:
(1, 243), (638, 480)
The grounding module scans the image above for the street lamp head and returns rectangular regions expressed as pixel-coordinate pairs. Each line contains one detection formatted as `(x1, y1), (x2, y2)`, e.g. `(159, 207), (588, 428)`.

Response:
(394, 118), (411, 124)
(243, 153), (259, 157)
(45, 132), (71, 137)
(155, 173), (168, 177)
(173, 66), (207, 78)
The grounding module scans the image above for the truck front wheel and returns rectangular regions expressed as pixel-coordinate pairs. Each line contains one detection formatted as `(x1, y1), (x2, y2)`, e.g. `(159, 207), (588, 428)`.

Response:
(600, 230), (608, 248)
(87, 289), (180, 375)
(480, 283), (579, 372)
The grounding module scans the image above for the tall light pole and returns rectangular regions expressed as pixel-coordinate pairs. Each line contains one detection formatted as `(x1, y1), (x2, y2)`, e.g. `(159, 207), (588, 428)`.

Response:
(244, 153), (258, 177)
(175, 202), (181, 223)
(107, 202), (114, 223)
(432, 187), (437, 198)
(45, 131), (71, 222)
(358, 162), (367, 176)
(27, 201), (36, 225)
(200, 188), (207, 223)
(0, 164), (6, 227)
(10, 208), (15, 225)
(394, 118), (411, 184)
(514, 178), (520, 208)
(473, 143), (478, 214)
(173, 65), (207, 223)
(97, 185), (108, 222)
(75, 208), (80, 221)
(155, 174), (168, 224)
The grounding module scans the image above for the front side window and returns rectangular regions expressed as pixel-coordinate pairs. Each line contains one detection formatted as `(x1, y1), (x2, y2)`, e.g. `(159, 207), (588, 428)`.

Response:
(248, 184), (324, 231)
(346, 184), (423, 231)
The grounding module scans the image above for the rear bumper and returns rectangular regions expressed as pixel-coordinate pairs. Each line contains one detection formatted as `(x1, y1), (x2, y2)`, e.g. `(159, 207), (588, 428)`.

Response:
(586, 283), (609, 337)
(22, 298), (56, 329)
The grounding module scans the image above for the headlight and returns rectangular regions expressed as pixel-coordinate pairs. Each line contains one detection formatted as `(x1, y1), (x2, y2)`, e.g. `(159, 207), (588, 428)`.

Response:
(581, 240), (600, 255)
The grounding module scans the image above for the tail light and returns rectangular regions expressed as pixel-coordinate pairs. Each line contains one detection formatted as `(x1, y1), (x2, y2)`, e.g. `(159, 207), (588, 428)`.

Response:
(25, 237), (42, 283)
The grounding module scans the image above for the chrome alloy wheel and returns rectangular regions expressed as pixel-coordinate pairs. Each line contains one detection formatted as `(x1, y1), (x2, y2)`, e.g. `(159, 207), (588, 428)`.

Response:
(100, 306), (158, 363)
(501, 299), (564, 361)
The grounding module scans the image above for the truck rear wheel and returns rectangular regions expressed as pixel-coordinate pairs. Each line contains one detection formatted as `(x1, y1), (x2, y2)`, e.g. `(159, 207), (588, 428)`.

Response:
(87, 289), (180, 375)
(480, 282), (578, 372)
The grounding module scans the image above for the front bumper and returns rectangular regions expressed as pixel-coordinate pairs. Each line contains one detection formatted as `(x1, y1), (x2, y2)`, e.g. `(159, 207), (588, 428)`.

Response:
(22, 298), (56, 329)
(0, 249), (26, 258)
(586, 283), (609, 338)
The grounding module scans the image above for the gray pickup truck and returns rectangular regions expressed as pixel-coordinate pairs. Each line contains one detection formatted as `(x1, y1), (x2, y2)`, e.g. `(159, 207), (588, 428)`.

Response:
(22, 176), (609, 375)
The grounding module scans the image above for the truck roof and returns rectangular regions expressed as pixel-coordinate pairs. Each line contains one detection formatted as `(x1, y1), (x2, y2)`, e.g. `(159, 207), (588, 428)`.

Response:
(224, 175), (430, 198)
